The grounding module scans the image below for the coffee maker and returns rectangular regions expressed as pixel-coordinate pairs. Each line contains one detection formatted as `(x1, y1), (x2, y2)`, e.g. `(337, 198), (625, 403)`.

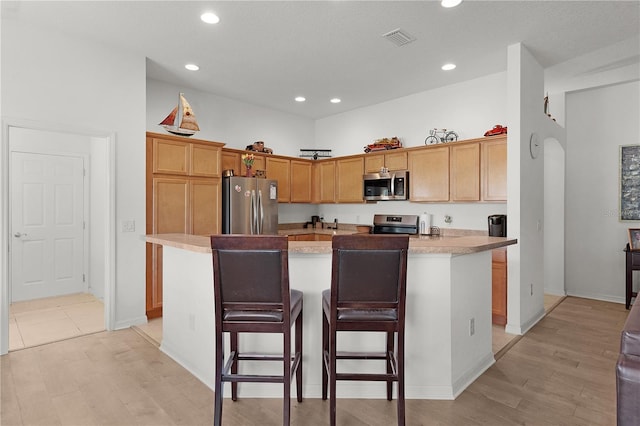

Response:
(488, 214), (507, 237)
(305, 215), (321, 229)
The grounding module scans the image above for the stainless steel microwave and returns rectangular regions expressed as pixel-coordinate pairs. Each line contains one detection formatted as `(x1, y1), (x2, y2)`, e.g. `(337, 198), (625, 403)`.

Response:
(363, 170), (409, 201)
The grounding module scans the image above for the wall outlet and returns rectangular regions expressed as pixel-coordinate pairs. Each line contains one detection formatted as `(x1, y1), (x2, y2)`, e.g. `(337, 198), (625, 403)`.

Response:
(469, 318), (475, 336)
(122, 220), (135, 232)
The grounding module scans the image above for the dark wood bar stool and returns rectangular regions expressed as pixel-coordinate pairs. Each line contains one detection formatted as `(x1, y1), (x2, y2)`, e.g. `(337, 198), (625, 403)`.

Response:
(321, 234), (409, 426)
(210, 235), (303, 426)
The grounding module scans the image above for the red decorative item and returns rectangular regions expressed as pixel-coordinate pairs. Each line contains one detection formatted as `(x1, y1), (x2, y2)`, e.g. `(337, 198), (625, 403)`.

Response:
(484, 125), (508, 137)
(364, 137), (402, 153)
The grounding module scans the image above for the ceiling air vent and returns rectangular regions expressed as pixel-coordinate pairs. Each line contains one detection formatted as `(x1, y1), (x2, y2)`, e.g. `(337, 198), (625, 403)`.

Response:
(382, 28), (416, 47)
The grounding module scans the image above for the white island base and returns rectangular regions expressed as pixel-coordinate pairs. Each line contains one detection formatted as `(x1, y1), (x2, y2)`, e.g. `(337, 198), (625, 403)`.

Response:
(150, 234), (513, 400)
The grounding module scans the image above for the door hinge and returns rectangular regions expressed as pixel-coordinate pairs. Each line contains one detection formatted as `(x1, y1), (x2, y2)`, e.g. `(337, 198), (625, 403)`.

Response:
(83, 168), (86, 177)
(83, 221), (86, 230)
(83, 274), (86, 282)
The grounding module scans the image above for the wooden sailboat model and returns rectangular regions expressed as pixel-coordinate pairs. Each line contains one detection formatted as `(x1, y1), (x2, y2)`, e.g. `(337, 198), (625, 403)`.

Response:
(159, 93), (200, 137)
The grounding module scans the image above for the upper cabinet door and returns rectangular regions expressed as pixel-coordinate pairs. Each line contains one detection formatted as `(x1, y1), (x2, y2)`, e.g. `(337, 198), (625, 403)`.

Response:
(482, 138), (507, 201)
(336, 157), (364, 203)
(450, 143), (480, 201)
(364, 154), (385, 173)
(315, 160), (336, 203)
(384, 151), (408, 171)
(153, 138), (190, 175)
(221, 151), (241, 176)
(364, 151), (407, 173)
(266, 157), (291, 202)
(191, 144), (221, 177)
(408, 146), (450, 202)
(290, 160), (312, 203)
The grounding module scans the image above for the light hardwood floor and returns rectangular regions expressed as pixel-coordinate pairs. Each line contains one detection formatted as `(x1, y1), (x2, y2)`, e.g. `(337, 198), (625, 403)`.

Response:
(1, 296), (627, 425)
(9, 293), (104, 351)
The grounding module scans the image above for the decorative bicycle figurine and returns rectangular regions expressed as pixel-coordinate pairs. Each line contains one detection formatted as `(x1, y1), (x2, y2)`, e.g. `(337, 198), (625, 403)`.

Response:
(424, 128), (458, 145)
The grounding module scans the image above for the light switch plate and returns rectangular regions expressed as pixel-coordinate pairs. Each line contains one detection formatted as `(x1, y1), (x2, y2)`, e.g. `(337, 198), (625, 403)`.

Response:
(122, 220), (135, 232)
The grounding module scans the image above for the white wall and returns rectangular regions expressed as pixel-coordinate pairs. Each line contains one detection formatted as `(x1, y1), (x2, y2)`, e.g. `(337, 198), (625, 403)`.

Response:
(147, 78), (315, 157)
(544, 138), (566, 296)
(506, 43), (565, 335)
(2, 18), (146, 329)
(314, 72), (508, 230)
(565, 80), (640, 302)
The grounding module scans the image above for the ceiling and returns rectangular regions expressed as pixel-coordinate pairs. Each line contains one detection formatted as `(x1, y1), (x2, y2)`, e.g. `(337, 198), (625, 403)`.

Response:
(3, 1), (639, 119)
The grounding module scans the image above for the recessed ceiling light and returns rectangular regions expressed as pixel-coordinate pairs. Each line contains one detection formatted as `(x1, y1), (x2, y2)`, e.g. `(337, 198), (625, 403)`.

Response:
(295, 96), (306, 102)
(441, 63), (456, 71)
(441, 0), (462, 8)
(330, 98), (341, 104)
(201, 12), (220, 24)
(185, 64), (200, 71)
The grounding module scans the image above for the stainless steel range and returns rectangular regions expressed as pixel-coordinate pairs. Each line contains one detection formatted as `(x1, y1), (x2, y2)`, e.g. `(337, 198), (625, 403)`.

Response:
(372, 214), (419, 235)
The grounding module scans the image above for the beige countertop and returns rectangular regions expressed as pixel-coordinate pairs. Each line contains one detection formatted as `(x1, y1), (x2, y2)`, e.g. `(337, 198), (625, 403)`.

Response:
(145, 232), (517, 255)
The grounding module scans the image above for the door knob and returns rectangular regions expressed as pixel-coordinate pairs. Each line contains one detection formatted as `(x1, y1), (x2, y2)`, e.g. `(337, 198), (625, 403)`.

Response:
(14, 232), (27, 238)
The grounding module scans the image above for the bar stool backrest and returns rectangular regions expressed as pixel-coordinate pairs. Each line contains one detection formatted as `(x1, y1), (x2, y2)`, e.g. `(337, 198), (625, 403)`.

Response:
(332, 234), (409, 312)
(211, 235), (290, 324)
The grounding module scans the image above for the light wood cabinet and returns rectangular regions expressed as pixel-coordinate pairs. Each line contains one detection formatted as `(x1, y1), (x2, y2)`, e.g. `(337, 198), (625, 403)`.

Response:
(221, 150), (241, 176)
(482, 137), (507, 201)
(364, 151), (408, 173)
(288, 233), (334, 242)
(315, 234), (333, 241)
(492, 248), (507, 325)
(314, 160), (336, 203)
(450, 142), (480, 201)
(152, 137), (220, 177)
(408, 146), (450, 202)
(191, 144), (221, 177)
(290, 160), (313, 203)
(222, 149), (312, 204)
(243, 155), (265, 177)
(190, 178), (221, 235)
(152, 138), (190, 175)
(266, 157), (291, 202)
(336, 156), (364, 203)
(146, 132), (223, 319)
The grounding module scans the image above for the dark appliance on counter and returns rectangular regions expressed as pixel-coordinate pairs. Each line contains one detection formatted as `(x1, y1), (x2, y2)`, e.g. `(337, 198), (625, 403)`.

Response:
(488, 214), (507, 237)
(372, 214), (419, 235)
(363, 170), (409, 201)
(222, 176), (279, 234)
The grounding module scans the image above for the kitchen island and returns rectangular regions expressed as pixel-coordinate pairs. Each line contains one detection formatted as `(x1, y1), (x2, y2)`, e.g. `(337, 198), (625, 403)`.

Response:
(145, 232), (516, 400)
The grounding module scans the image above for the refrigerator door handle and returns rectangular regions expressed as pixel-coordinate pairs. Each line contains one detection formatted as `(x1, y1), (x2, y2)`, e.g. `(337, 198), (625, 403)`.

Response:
(250, 189), (257, 234)
(257, 189), (264, 234)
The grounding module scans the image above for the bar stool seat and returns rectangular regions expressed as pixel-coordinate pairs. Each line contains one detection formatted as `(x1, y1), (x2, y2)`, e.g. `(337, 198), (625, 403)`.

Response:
(211, 235), (303, 426)
(321, 234), (409, 426)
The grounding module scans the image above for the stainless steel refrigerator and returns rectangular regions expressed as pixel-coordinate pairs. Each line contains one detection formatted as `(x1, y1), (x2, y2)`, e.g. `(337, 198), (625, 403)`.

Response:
(222, 176), (279, 234)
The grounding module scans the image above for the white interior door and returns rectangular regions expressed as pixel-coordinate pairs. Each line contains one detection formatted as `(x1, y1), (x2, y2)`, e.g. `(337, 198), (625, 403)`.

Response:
(11, 151), (85, 302)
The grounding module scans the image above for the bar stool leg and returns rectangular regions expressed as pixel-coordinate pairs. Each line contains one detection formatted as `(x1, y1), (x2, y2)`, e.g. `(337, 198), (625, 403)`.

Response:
(214, 333), (224, 426)
(296, 310), (303, 402)
(329, 326), (337, 426)
(283, 328), (291, 426)
(397, 330), (406, 426)
(231, 332), (239, 401)
(386, 331), (393, 401)
(321, 311), (328, 400)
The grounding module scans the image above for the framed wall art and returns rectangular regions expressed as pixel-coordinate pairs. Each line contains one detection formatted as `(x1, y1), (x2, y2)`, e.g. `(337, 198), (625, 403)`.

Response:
(620, 145), (640, 221)
(628, 229), (640, 251)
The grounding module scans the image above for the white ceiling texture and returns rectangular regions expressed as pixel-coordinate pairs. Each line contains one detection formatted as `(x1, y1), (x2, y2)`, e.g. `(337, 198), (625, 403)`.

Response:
(3, 1), (639, 119)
